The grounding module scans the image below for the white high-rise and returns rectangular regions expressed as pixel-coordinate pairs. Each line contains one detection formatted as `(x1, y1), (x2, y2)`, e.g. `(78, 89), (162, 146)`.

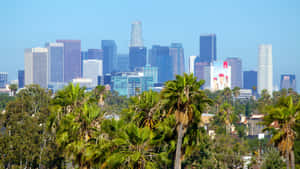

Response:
(83, 59), (103, 87)
(130, 21), (143, 47)
(24, 48), (49, 89)
(258, 44), (273, 94)
(189, 56), (197, 74)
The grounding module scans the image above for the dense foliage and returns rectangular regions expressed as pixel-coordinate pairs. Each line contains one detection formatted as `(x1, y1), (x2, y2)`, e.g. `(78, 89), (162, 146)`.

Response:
(0, 74), (300, 169)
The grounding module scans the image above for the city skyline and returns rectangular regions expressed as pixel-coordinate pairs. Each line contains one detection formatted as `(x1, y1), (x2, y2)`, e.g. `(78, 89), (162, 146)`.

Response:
(1, 0), (300, 91)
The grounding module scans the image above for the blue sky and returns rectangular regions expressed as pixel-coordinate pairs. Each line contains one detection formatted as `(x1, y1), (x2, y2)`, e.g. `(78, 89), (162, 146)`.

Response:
(1, 0), (300, 91)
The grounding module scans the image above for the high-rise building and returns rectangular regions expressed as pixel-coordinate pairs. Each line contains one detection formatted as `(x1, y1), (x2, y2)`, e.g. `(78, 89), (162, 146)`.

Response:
(149, 45), (172, 83)
(130, 21), (143, 47)
(129, 47), (147, 71)
(169, 43), (185, 76)
(111, 72), (153, 97)
(243, 71), (257, 91)
(88, 49), (103, 60)
(199, 34), (216, 62)
(102, 40), (117, 74)
(117, 54), (129, 72)
(226, 57), (242, 88)
(194, 56), (210, 82)
(83, 59), (103, 88)
(129, 21), (146, 71)
(280, 74), (296, 91)
(81, 51), (88, 76)
(45, 42), (64, 83)
(143, 64), (158, 84)
(189, 56), (197, 74)
(24, 48), (48, 88)
(258, 44), (273, 94)
(18, 70), (25, 88)
(56, 40), (81, 82)
(0, 72), (8, 88)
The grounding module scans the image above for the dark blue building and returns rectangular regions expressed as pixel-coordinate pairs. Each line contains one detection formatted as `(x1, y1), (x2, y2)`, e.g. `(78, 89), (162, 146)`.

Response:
(81, 51), (88, 76)
(200, 34), (216, 62)
(18, 70), (25, 88)
(129, 47), (147, 71)
(117, 54), (129, 72)
(149, 45), (172, 83)
(88, 49), (103, 60)
(102, 40), (117, 74)
(243, 71), (257, 91)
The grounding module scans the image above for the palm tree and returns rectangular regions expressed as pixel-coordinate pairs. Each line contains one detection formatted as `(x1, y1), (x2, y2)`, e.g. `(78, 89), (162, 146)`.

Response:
(161, 73), (212, 169)
(9, 83), (18, 96)
(263, 96), (300, 169)
(223, 87), (232, 103)
(219, 103), (234, 135)
(94, 85), (106, 107)
(232, 87), (240, 104)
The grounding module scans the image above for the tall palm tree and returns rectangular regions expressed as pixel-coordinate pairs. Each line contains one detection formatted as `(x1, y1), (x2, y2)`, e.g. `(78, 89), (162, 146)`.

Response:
(161, 73), (212, 169)
(9, 84), (18, 96)
(263, 96), (300, 169)
(223, 87), (232, 103)
(94, 85), (106, 107)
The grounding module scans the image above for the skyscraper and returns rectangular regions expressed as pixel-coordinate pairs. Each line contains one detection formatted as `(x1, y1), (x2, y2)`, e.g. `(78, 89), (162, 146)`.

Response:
(88, 49), (103, 60)
(169, 43), (185, 76)
(194, 57), (210, 84)
(226, 57), (242, 88)
(129, 47), (147, 71)
(18, 70), (25, 88)
(199, 34), (216, 62)
(117, 54), (129, 72)
(130, 21), (143, 47)
(83, 59), (103, 87)
(243, 71), (257, 91)
(129, 21), (146, 71)
(102, 40), (117, 74)
(45, 42), (64, 83)
(189, 55), (197, 74)
(0, 72), (8, 88)
(149, 45), (172, 83)
(24, 48), (48, 88)
(81, 51), (88, 76)
(280, 74), (296, 91)
(258, 44), (273, 94)
(56, 40), (81, 82)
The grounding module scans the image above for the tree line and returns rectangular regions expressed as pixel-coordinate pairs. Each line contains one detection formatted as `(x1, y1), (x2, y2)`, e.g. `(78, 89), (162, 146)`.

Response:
(0, 73), (300, 169)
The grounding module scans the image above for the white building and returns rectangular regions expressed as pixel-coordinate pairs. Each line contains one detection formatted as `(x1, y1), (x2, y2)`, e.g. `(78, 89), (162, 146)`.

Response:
(83, 59), (103, 87)
(189, 55), (197, 74)
(24, 48), (48, 89)
(258, 44), (273, 95)
(72, 78), (93, 89)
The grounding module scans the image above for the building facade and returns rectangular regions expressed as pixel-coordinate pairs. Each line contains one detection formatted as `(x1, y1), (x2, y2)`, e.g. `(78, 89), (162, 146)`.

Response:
(129, 47), (147, 71)
(83, 59), (103, 88)
(243, 71), (257, 91)
(194, 56), (210, 82)
(258, 44), (273, 94)
(0, 72), (8, 88)
(130, 21), (144, 47)
(102, 40), (117, 74)
(56, 40), (81, 82)
(189, 55), (197, 74)
(18, 70), (25, 88)
(88, 49), (103, 60)
(46, 42), (64, 83)
(280, 74), (296, 91)
(226, 57), (242, 88)
(149, 45), (172, 83)
(199, 34), (216, 62)
(24, 48), (49, 89)
(169, 43), (185, 76)
(117, 54), (129, 72)
(143, 64), (158, 84)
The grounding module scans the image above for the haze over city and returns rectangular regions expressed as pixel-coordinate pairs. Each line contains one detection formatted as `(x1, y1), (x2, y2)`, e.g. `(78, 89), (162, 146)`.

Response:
(1, 0), (300, 91)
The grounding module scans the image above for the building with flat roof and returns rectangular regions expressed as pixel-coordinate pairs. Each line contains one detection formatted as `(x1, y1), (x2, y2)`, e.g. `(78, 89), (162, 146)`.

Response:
(0, 72), (8, 88)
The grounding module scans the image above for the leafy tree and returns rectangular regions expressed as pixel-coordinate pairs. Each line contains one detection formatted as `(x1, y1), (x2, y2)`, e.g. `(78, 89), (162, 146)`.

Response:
(8, 84), (18, 96)
(161, 73), (212, 169)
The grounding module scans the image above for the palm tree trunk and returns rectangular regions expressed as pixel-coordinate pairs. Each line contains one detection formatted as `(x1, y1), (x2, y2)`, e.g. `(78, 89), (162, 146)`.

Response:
(286, 150), (290, 169)
(291, 150), (295, 169)
(174, 123), (184, 169)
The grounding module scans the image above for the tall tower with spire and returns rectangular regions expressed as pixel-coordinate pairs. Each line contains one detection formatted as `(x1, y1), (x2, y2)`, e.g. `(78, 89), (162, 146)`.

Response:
(129, 21), (147, 71)
(130, 21), (143, 47)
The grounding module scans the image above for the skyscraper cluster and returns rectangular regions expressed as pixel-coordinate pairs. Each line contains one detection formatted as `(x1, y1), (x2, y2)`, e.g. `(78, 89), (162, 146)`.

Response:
(14, 21), (296, 95)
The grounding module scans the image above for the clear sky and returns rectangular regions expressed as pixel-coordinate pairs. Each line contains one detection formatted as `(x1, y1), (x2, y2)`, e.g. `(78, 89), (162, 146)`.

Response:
(1, 0), (300, 91)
